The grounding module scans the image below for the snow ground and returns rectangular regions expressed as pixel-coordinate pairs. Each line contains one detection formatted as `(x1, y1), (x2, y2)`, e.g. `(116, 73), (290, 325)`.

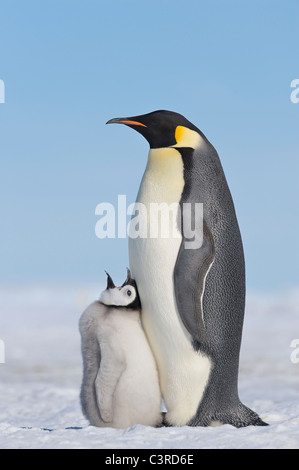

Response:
(0, 284), (298, 449)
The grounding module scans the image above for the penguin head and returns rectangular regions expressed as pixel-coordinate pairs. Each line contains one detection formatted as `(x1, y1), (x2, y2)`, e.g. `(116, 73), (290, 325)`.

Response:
(99, 268), (141, 310)
(106, 110), (202, 149)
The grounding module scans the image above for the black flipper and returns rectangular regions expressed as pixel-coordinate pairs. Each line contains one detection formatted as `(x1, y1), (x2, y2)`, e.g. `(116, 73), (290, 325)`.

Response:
(173, 219), (215, 346)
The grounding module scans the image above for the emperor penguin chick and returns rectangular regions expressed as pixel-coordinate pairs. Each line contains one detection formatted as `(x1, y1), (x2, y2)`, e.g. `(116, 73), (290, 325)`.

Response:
(79, 269), (162, 429)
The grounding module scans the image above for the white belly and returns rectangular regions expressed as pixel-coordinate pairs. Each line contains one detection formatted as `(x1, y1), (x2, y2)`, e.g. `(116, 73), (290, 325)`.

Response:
(108, 313), (162, 428)
(129, 148), (212, 426)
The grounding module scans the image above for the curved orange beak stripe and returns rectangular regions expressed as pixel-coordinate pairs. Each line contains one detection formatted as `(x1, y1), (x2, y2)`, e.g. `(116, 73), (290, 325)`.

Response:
(119, 120), (147, 127)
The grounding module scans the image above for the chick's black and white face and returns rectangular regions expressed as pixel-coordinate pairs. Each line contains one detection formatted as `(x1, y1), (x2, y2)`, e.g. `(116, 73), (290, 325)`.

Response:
(100, 284), (138, 308)
(100, 269), (141, 309)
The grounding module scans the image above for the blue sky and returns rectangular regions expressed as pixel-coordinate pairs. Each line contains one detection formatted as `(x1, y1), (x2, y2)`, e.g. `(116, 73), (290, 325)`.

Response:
(0, 0), (298, 291)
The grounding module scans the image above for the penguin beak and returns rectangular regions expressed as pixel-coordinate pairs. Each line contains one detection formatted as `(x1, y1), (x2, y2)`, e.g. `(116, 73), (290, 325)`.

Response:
(106, 117), (147, 128)
(105, 271), (115, 289)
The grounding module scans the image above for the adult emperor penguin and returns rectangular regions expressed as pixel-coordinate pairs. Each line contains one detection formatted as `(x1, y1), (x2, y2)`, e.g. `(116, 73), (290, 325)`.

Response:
(106, 110), (267, 428)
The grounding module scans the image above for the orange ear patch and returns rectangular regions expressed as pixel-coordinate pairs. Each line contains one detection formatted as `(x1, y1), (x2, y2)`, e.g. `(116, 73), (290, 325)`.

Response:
(174, 126), (185, 143)
(173, 125), (202, 149)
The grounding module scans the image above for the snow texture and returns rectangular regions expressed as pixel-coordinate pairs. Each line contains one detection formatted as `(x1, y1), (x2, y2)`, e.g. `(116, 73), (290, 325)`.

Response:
(0, 284), (298, 449)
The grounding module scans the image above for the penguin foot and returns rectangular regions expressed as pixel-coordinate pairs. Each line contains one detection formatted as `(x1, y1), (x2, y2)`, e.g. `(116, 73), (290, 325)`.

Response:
(188, 402), (268, 428)
(153, 413), (166, 428)
(161, 412), (172, 427)
(223, 405), (268, 428)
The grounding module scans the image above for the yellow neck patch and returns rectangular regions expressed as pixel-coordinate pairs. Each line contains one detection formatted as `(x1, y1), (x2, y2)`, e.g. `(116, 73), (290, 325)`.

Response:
(172, 125), (202, 149)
